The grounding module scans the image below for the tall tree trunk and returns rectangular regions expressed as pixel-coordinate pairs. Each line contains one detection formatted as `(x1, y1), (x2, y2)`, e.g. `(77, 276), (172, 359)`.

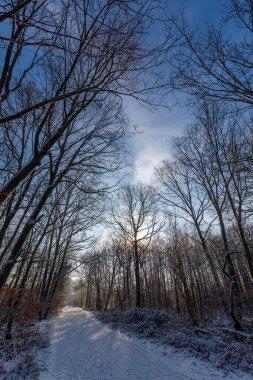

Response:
(134, 239), (141, 308)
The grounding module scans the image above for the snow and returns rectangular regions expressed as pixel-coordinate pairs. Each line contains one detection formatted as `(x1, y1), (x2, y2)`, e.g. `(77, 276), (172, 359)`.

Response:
(0, 320), (49, 380)
(97, 308), (253, 372)
(38, 306), (251, 380)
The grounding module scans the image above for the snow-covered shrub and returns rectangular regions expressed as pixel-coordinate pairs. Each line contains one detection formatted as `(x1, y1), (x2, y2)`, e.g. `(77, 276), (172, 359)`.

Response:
(120, 308), (169, 326)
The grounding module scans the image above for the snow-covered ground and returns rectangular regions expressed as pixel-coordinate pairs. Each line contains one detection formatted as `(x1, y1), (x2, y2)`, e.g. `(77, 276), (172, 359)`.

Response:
(96, 308), (253, 373)
(38, 306), (251, 380)
(0, 320), (49, 380)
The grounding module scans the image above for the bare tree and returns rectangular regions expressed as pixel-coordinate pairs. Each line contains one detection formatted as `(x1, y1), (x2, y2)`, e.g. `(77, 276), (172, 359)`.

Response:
(166, 1), (253, 113)
(158, 105), (248, 329)
(156, 160), (228, 312)
(0, 0), (172, 206)
(0, 97), (126, 287)
(111, 184), (163, 307)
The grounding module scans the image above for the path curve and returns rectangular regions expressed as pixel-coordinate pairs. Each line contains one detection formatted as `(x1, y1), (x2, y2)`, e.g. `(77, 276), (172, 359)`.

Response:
(39, 306), (249, 380)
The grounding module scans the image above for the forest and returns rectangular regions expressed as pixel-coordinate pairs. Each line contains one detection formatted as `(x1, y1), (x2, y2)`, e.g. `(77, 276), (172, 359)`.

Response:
(73, 107), (253, 333)
(0, 1), (253, 379)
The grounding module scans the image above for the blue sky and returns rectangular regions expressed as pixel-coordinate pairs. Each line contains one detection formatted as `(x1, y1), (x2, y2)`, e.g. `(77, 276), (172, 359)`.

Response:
(126, 0), (225, 184)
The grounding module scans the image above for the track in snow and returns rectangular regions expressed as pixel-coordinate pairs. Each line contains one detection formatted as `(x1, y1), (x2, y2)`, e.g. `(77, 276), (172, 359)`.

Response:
(39, 306), (249, 380)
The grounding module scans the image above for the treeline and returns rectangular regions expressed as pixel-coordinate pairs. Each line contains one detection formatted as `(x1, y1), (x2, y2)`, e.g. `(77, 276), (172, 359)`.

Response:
(0, 0), (170, 339)
(74, 104), (253, 331)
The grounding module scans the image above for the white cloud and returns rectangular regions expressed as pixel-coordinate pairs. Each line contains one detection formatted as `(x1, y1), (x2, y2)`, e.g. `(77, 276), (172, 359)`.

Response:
(124, 99), (190, 184)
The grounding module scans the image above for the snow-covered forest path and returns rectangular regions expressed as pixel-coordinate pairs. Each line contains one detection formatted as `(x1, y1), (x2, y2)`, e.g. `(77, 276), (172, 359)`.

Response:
(39, 307), (249, 380)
